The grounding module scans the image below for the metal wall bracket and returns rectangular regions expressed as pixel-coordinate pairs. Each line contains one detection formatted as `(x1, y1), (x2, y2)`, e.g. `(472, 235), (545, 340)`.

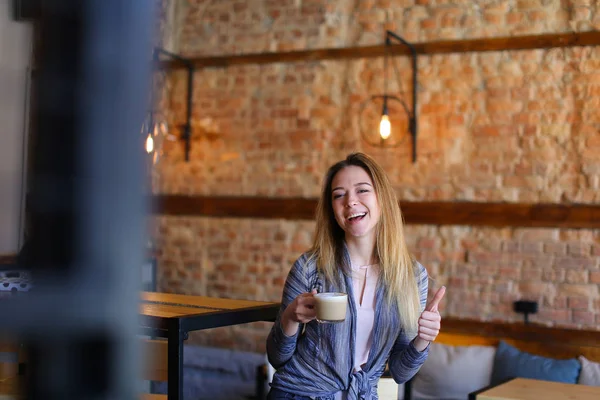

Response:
(154, 48), (195, 162)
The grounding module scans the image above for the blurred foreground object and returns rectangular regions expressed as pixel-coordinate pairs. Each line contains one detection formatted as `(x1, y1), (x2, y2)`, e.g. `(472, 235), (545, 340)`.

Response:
(2, 0), (154, 399)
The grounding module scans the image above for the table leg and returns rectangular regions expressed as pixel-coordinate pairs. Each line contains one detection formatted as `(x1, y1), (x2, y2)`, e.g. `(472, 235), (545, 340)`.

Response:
(168, 320), (184, 400)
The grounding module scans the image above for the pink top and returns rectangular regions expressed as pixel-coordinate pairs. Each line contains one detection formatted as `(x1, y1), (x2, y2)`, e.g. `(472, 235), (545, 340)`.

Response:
(351, 262), (379, 371)
(335, 262), (380, 399)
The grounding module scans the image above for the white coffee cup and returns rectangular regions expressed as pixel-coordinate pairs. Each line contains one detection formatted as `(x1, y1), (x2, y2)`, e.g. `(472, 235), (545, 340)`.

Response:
(314, 292), (347, 323)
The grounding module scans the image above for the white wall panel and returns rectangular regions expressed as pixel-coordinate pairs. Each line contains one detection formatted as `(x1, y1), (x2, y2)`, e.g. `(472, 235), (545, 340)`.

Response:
(0, 0), (32, 254)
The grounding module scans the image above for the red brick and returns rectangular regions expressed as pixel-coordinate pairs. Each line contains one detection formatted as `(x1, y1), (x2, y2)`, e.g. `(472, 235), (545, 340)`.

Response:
(590, 271), (600, 284)
(527, 256), (554, 268)
(545, 295), (567, 309)
(521, 242), (543, 254)
(528, 10), (547, 22)
(419, 251), (442, 263)
(271, 109), (298, 118)
(271, 276), (285, 287)
(565, 269), (589, 284)
(498, 267), (521, 280)
(270, 253), (283, 263)
(420, 18), (437, 29)
(586, 134), (600, 148)
(468, 252), (503, 264)
(555, 257), (595, 269)
(479, 265), (499, 277)
(568, 297), (589, 310)
(519, 282), (550, 296)
(460, 239), (480, 251)
(493, 281), (511, 293)
(506, 12), (523, 24)
(503, 176), (533, 188)
(486, 12), (506, 27)
(448, 277), (468, 287)
(421, 103), (453, 115)
(418, 238), (437, 249)
(522, 268), (542, 280)
(441, 251), (465, 262)
(537, 309), (571, 324)
(218, 263), (240, 273)
(246, 265), (261, 274)
(233, 2), (248, 12)
(502, 240), (520, 252)
(301, 73), (315, 83)
(544, 242), (567, 255)
(573, 310), (595, 324)
(514, 162), (533, 175)
(473, 125), (513, 137)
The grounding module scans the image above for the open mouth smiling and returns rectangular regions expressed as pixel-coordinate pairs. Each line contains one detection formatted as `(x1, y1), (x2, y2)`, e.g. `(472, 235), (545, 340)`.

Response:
(347, 212), (367, 222)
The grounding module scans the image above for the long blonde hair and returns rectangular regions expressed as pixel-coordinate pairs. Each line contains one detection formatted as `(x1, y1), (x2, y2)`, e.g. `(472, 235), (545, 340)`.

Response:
(311, 152), (421, 335)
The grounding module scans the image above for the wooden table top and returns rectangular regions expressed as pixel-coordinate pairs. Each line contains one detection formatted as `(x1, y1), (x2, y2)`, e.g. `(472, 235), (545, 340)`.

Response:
(140, 291), (279, 319)
(0, 376), (21, 400)
(475, 378), (600, 400)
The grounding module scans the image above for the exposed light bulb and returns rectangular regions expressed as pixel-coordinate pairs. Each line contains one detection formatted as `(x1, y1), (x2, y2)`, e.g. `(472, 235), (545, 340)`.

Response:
(145, 133), (154, 153)
(379, 114), (391, 140)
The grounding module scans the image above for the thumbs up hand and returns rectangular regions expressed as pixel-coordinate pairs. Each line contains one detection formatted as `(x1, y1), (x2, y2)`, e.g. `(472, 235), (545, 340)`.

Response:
(413, 286), (446, 352)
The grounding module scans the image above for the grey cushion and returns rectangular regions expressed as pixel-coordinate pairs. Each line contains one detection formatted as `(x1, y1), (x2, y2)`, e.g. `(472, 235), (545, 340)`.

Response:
(578, 356), (600, 386)
(411, 343), (496, 400)
(153, 344), (264, 400)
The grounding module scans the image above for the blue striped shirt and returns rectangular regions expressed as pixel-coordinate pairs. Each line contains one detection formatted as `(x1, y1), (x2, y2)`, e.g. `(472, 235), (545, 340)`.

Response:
(267, 250), (429, 399)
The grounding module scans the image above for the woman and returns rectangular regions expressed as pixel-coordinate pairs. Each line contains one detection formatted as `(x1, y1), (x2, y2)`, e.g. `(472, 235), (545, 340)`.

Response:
(266, 153), (445, 399)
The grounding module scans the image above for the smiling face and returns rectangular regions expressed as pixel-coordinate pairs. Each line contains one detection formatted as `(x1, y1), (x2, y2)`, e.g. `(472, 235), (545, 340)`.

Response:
(331, 165), (381, 242)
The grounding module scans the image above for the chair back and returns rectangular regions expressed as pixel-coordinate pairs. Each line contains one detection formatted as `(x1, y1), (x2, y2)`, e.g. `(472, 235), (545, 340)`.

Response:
(0, 339), (25, 398)
(140, 339), (168, 400)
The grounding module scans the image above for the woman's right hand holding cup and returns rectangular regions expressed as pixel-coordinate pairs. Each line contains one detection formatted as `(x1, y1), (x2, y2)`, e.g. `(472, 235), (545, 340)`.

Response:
(281, 289), (317, 336)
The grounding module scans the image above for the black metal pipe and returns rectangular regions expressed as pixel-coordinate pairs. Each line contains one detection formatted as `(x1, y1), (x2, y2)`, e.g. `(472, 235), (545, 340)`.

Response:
(154, 48), (193, 68)
(411, 53), (418, 163)
(184, 65), (194, 161)
(153, 47), (195, 161)
(386, 30), (418, 163)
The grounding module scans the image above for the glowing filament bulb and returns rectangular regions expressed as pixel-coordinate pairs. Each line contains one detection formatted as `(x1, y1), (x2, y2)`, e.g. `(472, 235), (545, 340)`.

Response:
(145, 133), (154, 153)
(379, 114), (391, 140)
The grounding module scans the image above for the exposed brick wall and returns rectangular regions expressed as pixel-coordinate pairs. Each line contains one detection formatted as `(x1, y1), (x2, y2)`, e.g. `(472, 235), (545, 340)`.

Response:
(175, 0), (600, 55)
(155, 0), (175, 49)
(153, 1), (600, 352)
(154, 216), (599, 352)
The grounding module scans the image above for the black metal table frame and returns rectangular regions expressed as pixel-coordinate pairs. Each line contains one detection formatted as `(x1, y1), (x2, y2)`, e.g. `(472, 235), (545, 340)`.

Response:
(140, 304), (278, 400)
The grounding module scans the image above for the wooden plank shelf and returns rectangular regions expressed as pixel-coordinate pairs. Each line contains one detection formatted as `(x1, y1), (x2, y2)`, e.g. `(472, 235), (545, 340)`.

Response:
(152, 195), (600, 229)
(160, 31), (600, 69)
(0, 255), (16, 265)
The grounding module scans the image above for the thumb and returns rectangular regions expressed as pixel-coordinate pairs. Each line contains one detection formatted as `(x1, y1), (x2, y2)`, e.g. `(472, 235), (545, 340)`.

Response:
(426, 286), (446, 312)
(311, 289), (318, 295)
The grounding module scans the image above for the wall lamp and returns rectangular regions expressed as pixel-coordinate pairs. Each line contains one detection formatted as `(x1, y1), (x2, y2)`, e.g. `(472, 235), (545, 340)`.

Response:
(143, 47), (195, 163)
(360, 30), (418, 162)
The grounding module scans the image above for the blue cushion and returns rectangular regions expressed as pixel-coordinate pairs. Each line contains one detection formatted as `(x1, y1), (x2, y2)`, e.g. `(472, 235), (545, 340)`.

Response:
(491, 341), (581, 385)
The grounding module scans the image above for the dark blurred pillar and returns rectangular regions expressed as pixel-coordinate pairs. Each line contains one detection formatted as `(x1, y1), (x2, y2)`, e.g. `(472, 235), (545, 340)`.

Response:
(6, 0), (154, 399)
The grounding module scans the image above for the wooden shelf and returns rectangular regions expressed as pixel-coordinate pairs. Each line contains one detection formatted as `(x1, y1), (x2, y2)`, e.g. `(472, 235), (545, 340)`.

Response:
(160, 31), (600, 69)
(152, 195), (600, 229)
(0, 255), (17, 265)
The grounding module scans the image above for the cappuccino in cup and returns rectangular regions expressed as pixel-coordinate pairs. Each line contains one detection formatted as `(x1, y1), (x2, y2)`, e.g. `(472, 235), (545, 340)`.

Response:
(314, 292), (347, 323)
